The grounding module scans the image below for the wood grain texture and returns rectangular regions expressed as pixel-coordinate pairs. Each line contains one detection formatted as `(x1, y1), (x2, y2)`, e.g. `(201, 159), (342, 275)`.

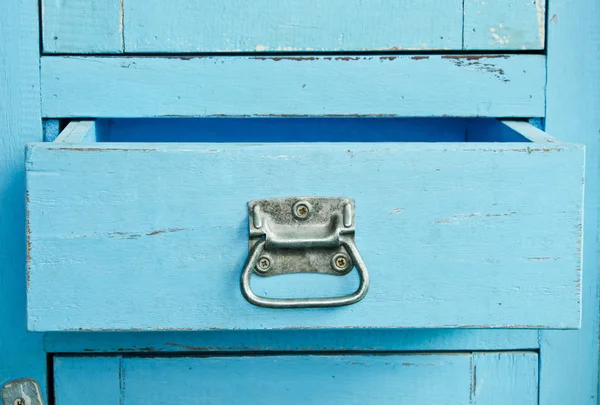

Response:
(464, 0), (546, 50)
(43, 329), (540, 353)
(472, 352), (538, 404)
(539, 0), (600, 403)
(42, 0), (546, 53)
(0, 0), (45, 397)
(123, 0), (462, 52)
(40, 55), (546, 118)
(121, 354), (474, 404)
(52, 352), (538, 404)
(26, 126), (584, 330)
(54, 357), (120, 405)
(42, 0), (123, 53)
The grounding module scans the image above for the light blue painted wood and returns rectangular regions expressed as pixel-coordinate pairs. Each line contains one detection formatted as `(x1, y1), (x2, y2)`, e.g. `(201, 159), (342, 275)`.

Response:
(43, 329), (540, 353)
(472, 352), (538, 404)
(464, 0), (546, 50)
(54, 120), (97, 143)
(25, 120), (584, 331)
(54, 357), (120, 405)
(42, 0), (123, 53)
(123, 0), (462, 52)
(0, 0), (46, 399)
(467, 118), (560, 143)
(1, 0), (597, 400)
(40, 55), (546, 118)
(122, 354), (475, 404)
(539, 0), (600, 403)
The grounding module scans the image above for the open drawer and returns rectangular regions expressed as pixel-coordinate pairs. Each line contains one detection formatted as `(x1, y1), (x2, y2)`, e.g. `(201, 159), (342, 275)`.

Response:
(26, 118), (584, 331)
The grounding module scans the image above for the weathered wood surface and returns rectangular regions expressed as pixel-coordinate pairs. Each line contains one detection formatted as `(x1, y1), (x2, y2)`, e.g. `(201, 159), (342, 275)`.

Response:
(54, 357), (120, 405)
(41, 0), (545, 53)
(26, 127), (583, 330)
(464, 0), (546, 50)
(472, 352), (538, 404)
(42, 0), (122, 53)
(40, 55), (546, 118)
(539, 0), (600, 404)
(53, 352), (538, 404)
(0, 0), (46, 398)
(123, 0), (462, 52)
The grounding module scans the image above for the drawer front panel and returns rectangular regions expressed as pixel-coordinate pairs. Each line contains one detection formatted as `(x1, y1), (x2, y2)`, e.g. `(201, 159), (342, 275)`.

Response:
(53, 352), (539, 405)
(25, 119), (584, 331)
(40, 55), (546, 118)
(42, 0), (545, 53)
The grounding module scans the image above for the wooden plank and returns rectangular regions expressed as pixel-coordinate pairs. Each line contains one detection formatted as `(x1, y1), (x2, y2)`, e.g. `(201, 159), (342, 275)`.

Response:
(26, 141), (583, 331)
(472, 352), (538, 404)
(54, 121), (97, 143)
(123, 0), (462, 53)
(122, 354), (474, 404)
(40, 55), (546, 118)
(54, 357), (121, 405)
(501, 121), (562, 143)
(42, 0), (123, 53)
(43, 330), (540, 353)
(464, 0), (546, 50)
(539, 0), (600, 404)
(0, 0), (46, 398)
(466, 119), (562, 142)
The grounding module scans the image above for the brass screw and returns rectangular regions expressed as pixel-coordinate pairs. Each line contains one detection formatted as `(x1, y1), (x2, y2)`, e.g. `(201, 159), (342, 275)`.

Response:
(332, 253), (351, 272)
(14, 398), (25, 405)
(295, 203), (309, 218)
(256, 256), (271, 273)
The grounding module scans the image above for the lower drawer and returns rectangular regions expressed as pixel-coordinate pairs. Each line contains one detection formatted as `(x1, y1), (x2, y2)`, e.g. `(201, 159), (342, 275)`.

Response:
(26, 118), (584, 331)
(53, 352), (538, 405)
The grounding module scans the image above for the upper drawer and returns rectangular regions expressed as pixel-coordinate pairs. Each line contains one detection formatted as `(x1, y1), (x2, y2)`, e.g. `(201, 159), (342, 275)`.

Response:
(26, 118), (583, 331)
(42, 0), (546, 53)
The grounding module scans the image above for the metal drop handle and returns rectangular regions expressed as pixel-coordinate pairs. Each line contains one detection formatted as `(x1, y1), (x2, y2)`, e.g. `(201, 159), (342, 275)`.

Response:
(240, 197), (370, 309)
(241, 236), (369, 308)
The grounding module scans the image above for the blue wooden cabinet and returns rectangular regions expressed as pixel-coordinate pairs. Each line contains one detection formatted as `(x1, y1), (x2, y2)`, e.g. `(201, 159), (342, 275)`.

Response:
(2, 1), (600, 404)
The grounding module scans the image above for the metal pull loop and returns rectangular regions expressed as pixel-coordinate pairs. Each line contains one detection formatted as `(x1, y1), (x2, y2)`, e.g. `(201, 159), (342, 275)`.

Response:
(240, 197), (370, 308)
(240, 236), (369, 308)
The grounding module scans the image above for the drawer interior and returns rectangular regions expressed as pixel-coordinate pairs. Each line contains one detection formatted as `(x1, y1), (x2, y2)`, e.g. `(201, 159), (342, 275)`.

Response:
(58, 117), (540, 143)
(53, 352), (538, 405)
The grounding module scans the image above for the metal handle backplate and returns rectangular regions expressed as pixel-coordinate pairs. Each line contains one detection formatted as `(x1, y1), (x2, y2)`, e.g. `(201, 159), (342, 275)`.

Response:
(240, 197), (370, 308)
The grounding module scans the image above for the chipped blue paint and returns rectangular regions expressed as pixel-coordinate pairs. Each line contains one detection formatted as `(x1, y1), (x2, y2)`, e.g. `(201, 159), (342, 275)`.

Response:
(0, 0), (598, 403)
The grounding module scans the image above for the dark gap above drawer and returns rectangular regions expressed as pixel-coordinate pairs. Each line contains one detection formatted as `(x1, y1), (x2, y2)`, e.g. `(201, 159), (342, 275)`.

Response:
(89, 118), (534, 143)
